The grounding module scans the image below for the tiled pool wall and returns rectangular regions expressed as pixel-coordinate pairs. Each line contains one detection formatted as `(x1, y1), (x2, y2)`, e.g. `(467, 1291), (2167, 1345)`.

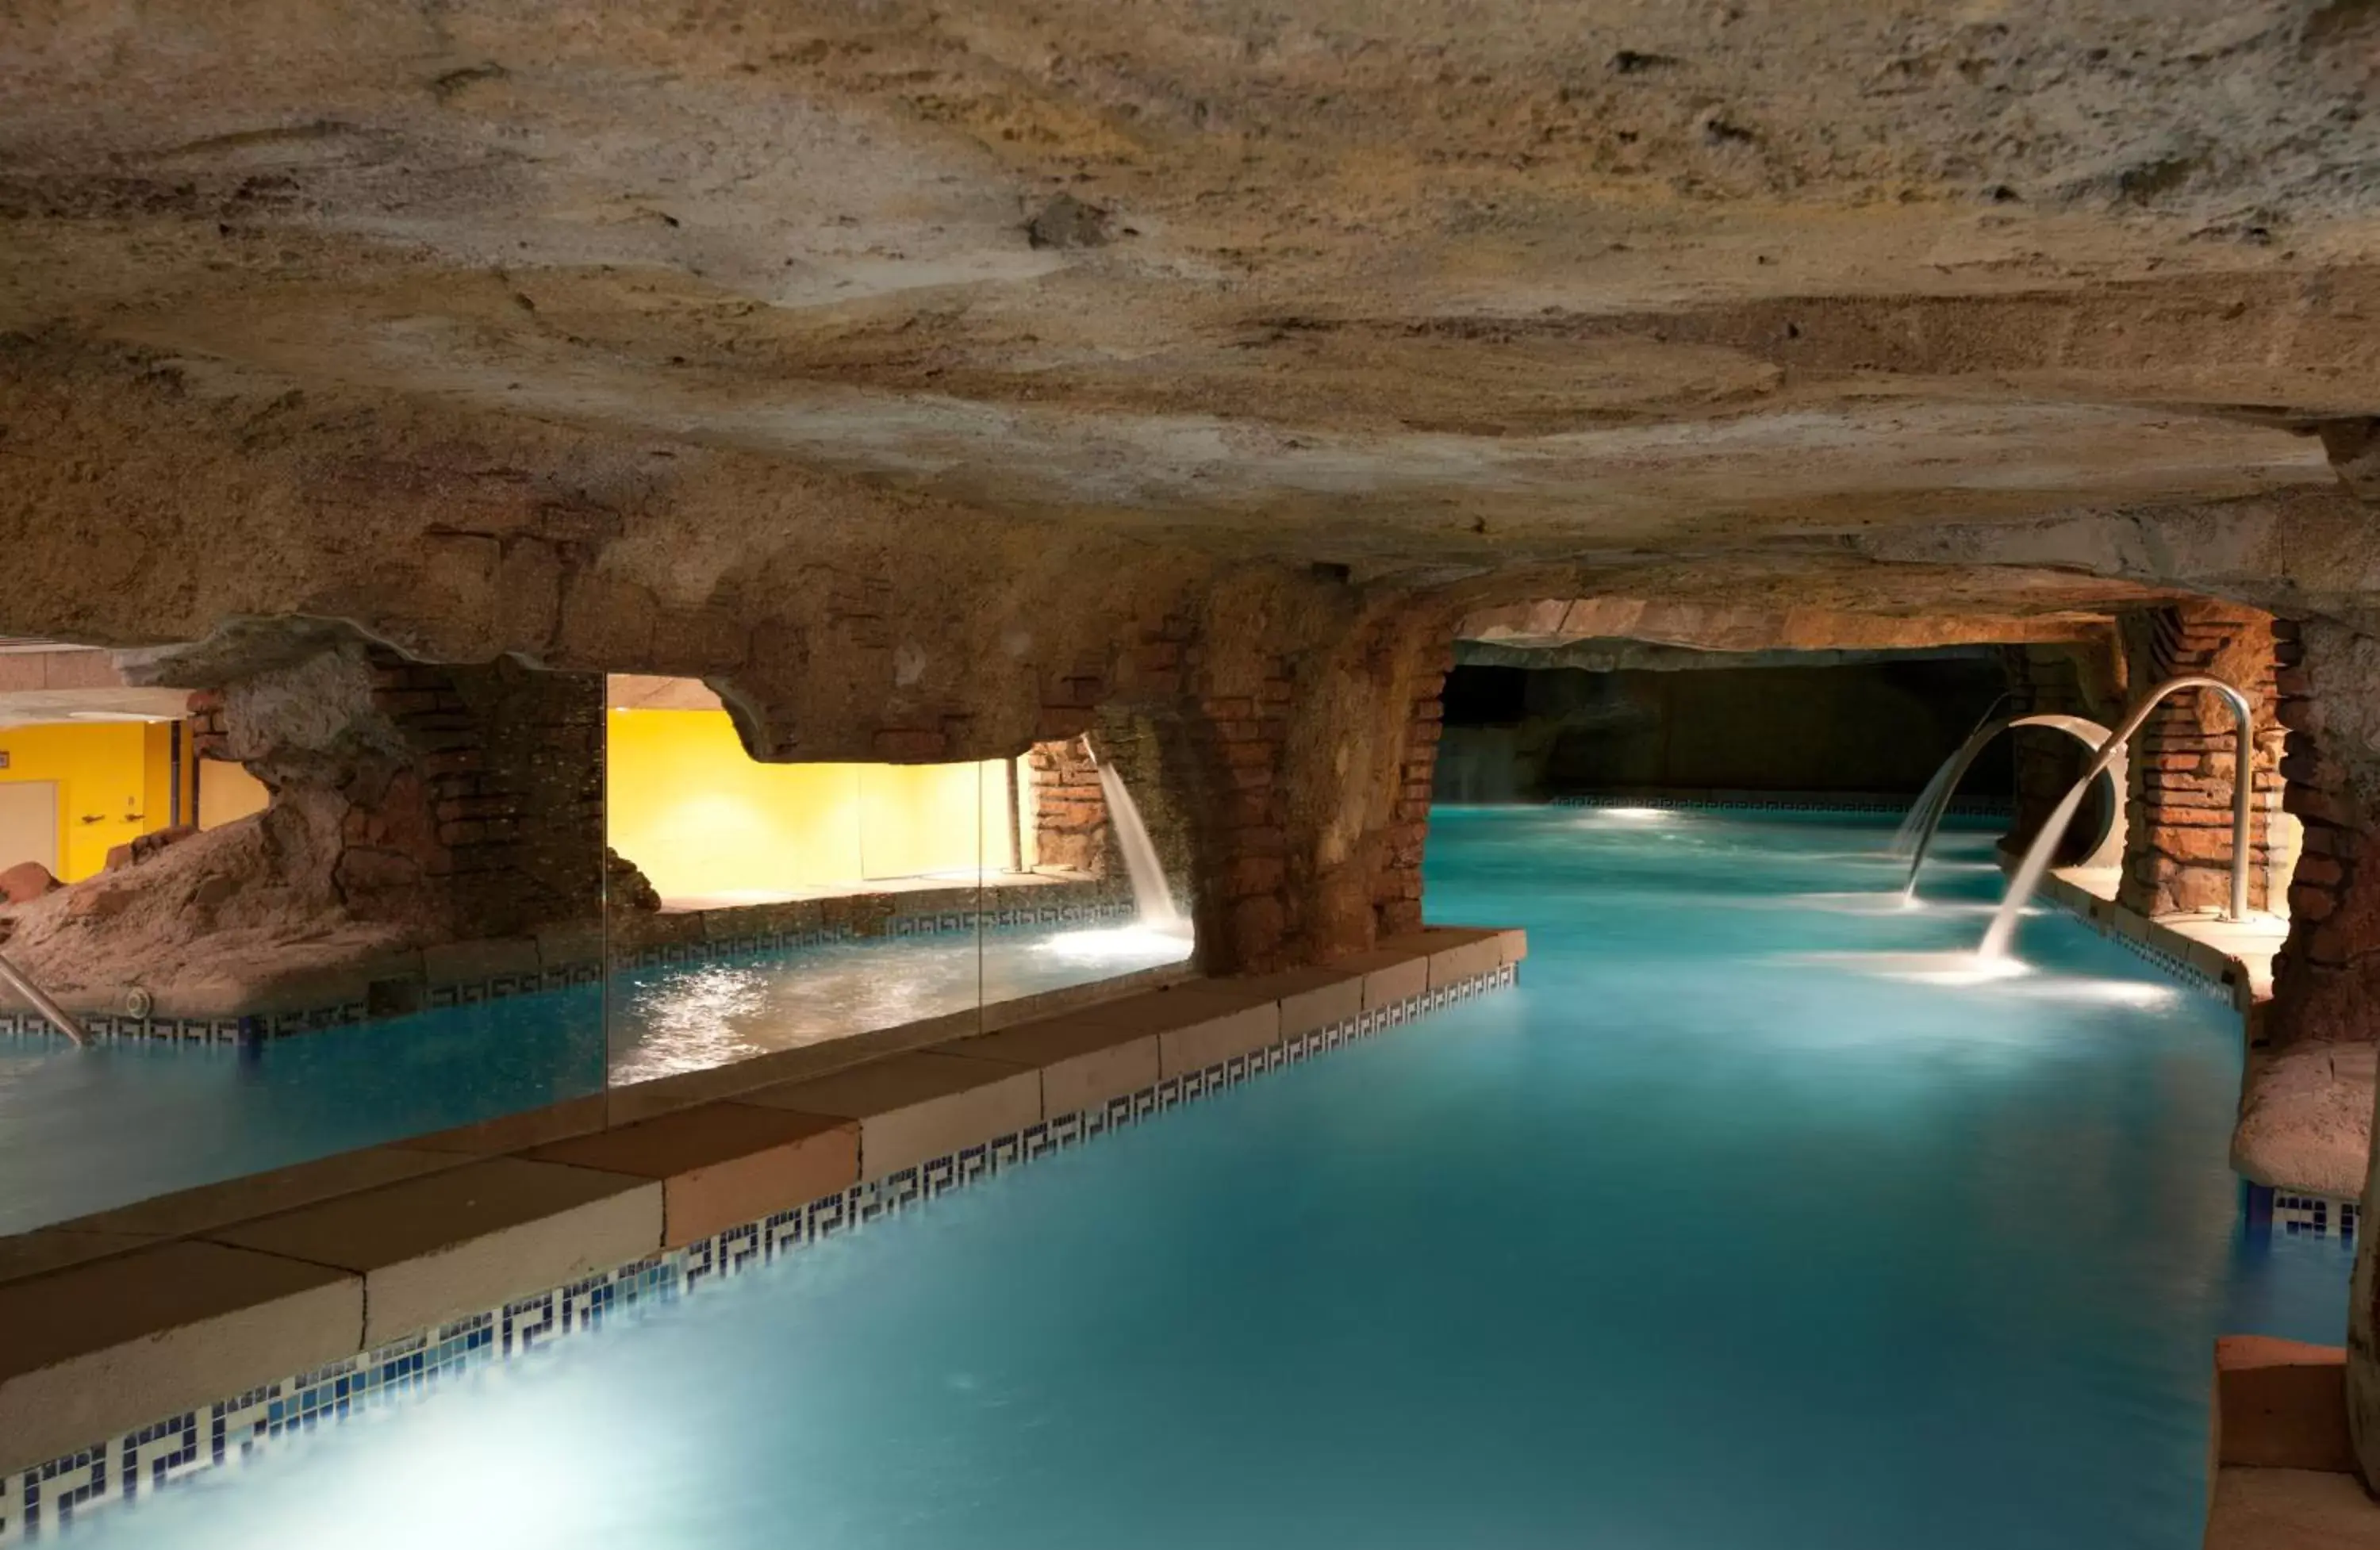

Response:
(2250, 1187), (2360, 1243)
(0, 961), (1518, 1543)
(0, 898), (1138, 1048)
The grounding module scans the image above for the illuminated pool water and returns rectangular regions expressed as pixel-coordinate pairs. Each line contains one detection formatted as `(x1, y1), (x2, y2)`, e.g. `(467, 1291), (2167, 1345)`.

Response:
(0, 923), (1187, 1235)
(57, 808), (2351, 1548)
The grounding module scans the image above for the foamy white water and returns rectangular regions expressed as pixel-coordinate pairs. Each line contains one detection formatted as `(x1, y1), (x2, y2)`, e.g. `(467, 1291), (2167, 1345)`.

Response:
(1096, 762), (1186, 931)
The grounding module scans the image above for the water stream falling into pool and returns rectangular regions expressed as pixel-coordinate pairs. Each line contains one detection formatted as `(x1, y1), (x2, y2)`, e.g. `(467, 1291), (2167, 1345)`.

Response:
(1979, 775), (2093, 963)
(1889, 746), (1964, 859)
(1094, 760), (1185, 933)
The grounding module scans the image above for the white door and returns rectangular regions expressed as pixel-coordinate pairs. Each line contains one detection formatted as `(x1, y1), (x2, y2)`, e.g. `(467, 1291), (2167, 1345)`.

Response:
(0, 782), (60, 875)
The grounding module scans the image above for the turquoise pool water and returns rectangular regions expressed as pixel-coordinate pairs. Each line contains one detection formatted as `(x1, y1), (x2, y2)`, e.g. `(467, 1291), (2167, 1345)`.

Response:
(57, 808), (2353, 1548)
(0, 925), (1184, 1234)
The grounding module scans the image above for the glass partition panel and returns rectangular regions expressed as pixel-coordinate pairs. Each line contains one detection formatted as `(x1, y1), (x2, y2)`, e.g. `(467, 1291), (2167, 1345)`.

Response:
(0, 639), (608, 1234)
(973, 719), (1194, 1022)
(601, 679), (996, 1088)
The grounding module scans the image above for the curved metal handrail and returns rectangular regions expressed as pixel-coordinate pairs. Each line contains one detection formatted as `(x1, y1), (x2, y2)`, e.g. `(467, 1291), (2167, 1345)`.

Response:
(1902, 714), (2128, 896)
(2003, 674), (2256, 930)
(0, 949), (86, 1046)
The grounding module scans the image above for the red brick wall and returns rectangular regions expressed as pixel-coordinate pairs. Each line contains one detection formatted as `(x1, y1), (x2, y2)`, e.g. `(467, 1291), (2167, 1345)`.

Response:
(1374, 645), (1451, 939)
(2117, 602), (2283, 917)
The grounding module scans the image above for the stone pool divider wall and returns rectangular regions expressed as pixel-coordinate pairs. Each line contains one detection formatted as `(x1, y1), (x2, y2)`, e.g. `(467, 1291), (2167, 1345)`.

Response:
(0, 925), (1525, 1542)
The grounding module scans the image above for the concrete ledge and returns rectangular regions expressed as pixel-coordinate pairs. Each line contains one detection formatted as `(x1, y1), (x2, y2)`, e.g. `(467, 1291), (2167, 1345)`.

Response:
(399, 1094), (612, 1157)
(1426, 929), (1504, 989)
(0, 1227), (163, 1287)
(1273, 968), (1365, 1040)
(0, 1241), (361, 1472)
(939, 1015), (1162, 1115)
(743, 1052), (1043, 1180)
(528, 1105), (860, 1248)
(204, 1158), (663, 1346)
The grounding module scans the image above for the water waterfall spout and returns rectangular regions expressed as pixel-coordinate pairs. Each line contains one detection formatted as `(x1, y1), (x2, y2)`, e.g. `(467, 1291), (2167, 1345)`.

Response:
(1975, 674), (2258, 965)
(1898, 713), (2126, 903)
(1977, 777), (2093, 962)
(1085, 741), (1189, 935)
(1890, 696), (2009, 859)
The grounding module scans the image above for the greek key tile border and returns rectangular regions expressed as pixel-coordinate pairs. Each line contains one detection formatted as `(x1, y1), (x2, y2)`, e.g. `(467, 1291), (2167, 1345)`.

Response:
(0, 961), (1519, 1544)
(2093, 929), (2232, 1002)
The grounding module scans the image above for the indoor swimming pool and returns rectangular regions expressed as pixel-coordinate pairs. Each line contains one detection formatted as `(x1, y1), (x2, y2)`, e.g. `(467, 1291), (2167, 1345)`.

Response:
(0, 921), (1189, 1235)
(43, 808), (2350, 1548)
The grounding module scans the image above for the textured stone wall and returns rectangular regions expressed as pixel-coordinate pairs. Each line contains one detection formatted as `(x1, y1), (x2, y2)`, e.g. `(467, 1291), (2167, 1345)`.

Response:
(2114, 602), (2283, 917)
(197, 645), (605, 939)
(0, 634), (608, 1015)
(2269, 620), (2380, 1052)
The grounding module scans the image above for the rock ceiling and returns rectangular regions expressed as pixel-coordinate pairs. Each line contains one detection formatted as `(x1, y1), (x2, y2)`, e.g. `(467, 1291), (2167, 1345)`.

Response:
(6, 0), (2380, 658)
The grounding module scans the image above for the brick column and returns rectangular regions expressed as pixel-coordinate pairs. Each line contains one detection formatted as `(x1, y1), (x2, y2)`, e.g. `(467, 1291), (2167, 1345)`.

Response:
(2001, 640), (2124, 852)
(1027, 739), (1112, 874)
(1181, 664), (1299, 969)
(1374, 646), (1452, 938)
(2115, 602), (2282, 917)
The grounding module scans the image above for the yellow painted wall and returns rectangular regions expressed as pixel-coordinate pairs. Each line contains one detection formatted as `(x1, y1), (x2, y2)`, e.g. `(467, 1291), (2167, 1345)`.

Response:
(198, 758), (271, 831)
(607, 708), (1024, 899)
(0, 721), (180, 881)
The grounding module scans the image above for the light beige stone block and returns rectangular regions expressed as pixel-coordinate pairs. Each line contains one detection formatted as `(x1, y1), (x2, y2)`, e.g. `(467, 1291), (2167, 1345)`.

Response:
(938, 1013), (1161, 1115)
(743, 1051), (1042, 1179)
(528, 1104), (858, 1246)
(1039, 1035), (1160, 1113)
(205, 1158), (661, 1346)
(1157, 1002), (1283, 1076)
(0, 1241), (360, 1475)
(1361, 951), (1429, 1010)
(1494, 929), (1529, 965)
(1277, 970), (1363, 1039)
(1427, 934), (1503, 989)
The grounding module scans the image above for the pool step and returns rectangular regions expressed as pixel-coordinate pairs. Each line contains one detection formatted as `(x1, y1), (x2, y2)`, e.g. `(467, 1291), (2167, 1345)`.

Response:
(2204, 1337), (2378, 1550)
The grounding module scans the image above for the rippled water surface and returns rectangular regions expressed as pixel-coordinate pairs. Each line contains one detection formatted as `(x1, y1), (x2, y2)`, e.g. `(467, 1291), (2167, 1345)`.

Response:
(61, 808), (2351, 1548)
